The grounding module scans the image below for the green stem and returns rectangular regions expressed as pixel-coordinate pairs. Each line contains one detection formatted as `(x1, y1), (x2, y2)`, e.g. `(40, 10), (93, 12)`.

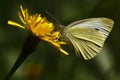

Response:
(4, 34), (39, 80)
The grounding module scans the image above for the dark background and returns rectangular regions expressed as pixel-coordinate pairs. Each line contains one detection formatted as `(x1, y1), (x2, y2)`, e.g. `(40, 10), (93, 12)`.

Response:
(0, 0), (120, 80)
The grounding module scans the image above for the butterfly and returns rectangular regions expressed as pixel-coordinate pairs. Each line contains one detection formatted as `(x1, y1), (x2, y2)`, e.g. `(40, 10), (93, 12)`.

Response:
(60, 18), (114, 60)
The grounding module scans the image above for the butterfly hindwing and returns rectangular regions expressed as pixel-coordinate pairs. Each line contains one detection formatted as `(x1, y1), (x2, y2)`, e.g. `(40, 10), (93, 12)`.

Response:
(61, 18), (114, 60)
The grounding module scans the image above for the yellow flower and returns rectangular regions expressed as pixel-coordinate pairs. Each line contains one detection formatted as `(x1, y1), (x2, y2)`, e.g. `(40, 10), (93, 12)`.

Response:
(8, 5), (69, 55)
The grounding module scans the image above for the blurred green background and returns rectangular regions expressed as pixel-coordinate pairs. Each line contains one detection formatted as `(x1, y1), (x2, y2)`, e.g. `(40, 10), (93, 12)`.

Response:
(0, 0), (120, 80)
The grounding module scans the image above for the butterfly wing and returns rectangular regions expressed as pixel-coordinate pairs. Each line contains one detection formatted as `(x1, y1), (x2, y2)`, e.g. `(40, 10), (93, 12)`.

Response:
(61, 18), (114, 60)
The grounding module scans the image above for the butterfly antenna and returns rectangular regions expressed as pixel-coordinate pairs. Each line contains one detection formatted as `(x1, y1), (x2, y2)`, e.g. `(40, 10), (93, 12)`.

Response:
(44, 10), (62, 29)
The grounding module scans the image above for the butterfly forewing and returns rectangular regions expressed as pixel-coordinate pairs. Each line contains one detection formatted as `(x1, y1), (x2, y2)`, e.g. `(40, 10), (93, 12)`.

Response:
(61, 18), (114, 60)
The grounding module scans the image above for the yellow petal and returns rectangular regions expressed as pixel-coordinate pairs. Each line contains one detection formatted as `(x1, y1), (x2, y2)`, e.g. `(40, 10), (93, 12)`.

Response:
(59, 48), (69, 55)
(58, 42), (66, 44)
(20, 5), (25, 18)
(8, 20), (25, 29)
(36, 15), (42, 23)
(18, 12), (26, 24)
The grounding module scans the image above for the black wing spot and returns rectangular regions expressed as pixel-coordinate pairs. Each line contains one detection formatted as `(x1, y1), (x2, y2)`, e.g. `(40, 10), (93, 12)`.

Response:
(95, 28), (99, 31)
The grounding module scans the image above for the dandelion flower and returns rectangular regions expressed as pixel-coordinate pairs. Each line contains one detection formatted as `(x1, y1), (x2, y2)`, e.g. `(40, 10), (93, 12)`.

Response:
(5, 5), (69, 80)
(8, 5), (68, 55)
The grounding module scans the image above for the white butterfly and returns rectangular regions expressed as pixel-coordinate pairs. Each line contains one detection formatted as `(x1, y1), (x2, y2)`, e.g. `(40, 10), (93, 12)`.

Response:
(61, 18), (114, 60)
